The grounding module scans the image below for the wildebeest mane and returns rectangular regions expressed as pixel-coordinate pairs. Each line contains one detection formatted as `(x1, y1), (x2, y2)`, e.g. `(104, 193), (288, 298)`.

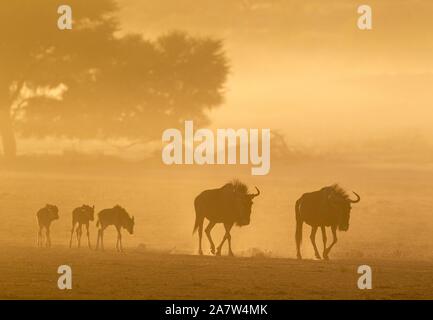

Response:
(328, 184), (350, 200)
(223, 179), (249, 194)
(114, 204), (127, 213)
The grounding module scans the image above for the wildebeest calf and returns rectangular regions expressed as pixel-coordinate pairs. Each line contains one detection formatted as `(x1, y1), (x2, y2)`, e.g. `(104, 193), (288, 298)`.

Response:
(95, 205), (134, 252)
(36, 204), (59, 248)
(69, 205), (95, 249)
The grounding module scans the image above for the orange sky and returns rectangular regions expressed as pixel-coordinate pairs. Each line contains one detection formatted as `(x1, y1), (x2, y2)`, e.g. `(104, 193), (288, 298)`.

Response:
(117, 0), (433, 148)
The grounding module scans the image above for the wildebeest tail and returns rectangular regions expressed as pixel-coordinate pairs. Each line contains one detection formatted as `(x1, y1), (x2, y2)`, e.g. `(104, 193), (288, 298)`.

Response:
(192, 198), (203, 234)
(295, 197), (303, 244)
(96, 219), (100, 228)
(193, 216), (199, 234)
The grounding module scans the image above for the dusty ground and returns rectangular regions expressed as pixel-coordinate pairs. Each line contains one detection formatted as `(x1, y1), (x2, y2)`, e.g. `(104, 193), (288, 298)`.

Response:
(0, 246), (432, 300)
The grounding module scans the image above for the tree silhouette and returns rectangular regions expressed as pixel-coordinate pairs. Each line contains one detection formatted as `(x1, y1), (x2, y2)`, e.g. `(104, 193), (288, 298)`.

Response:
(0, 1), (228, 158)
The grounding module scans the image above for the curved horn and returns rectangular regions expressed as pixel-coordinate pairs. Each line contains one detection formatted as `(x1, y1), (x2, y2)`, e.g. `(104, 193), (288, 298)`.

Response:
(350, 191), (360, 203)
(250, 186), (260, 198)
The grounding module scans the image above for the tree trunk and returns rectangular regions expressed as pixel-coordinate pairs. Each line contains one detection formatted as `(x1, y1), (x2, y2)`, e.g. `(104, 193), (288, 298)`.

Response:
(0, 108), (16, 159)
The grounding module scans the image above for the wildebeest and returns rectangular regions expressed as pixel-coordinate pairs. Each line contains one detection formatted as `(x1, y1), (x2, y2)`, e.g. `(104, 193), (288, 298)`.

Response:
(36, 204), (59, 248)
(193, 180), (261, 256)
(95, 205), (134, 252)
(295, 184), (360, 260)
(69, 205), (95, 249)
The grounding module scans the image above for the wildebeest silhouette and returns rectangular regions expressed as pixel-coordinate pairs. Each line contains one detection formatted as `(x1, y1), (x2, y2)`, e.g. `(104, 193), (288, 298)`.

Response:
(69, 205), (95, 249)
(95, 205), (134, 252)
(36, 204), (59, 248)
(193, 180), (261, 256)
(295, 184), (360, 260)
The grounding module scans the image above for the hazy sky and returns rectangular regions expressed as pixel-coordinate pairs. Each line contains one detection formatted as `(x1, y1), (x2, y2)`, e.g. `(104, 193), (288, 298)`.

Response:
(114, 0), (433, 149)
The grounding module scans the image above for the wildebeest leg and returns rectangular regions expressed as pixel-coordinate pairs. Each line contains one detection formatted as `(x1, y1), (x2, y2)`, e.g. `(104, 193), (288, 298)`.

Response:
(216, 234), (227, 256)
(100, 227), (105, 251)
(96, 228), (102, 250)
(116, 228), (119, 251)
(197, 219), (204, 255)
(115, 226), (123, 252)
(216, 223), (234, 256)
(85, 223), (91, 249)
(96, 227), (105, 251)
(96, 229), (100, 250)
(69, 222), (76, 248)
(295, 220), (303, 259)
(225, 223), (234, 256)
(77, 224), (82, 248)
(119, 230), (123, 252)
(37, 226), (43, 248)
(46, 227), (51, 248)
(321, 226), (328, 260)
(324, 225), (337, 259)
(310, 226), (321, 259)
(205, 221), (216, 254)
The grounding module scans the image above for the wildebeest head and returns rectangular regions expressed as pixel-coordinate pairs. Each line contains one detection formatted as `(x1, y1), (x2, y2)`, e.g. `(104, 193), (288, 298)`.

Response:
(326, 185), (360, 231)
(230, 181), (261, 226)
(115, 205), (135, 234)
(46, 204), (59, 221)
(82, 204), (95, 221)
(127, 216), (135, 235)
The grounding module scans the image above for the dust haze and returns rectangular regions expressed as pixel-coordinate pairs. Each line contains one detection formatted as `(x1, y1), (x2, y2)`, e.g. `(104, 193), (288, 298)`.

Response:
(0, 0), (432, 299)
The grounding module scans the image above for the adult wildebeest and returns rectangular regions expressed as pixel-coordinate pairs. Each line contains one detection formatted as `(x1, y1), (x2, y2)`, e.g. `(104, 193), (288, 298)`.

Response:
(36, 204), (59, 248)
(193, 180), (261, 256)
(95, 205), (134, 252)
(295, 184), (360, 260)
(69, 205), (95, 249)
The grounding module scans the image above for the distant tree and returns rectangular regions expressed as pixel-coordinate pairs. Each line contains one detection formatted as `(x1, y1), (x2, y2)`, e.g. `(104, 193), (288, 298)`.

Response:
(0, 0), (228, 159)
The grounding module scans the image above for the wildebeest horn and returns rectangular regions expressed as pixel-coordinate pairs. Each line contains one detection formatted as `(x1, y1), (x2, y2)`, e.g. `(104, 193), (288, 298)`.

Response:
(250, 186), (260, 198)
(350, 191), (361, 203)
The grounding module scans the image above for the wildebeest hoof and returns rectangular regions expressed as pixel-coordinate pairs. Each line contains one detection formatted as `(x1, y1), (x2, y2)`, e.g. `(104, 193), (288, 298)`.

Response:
(323, 250), (330, 260)
(210, 247), (216, 255)
(228, 251), (234, 257)
(199, 250), (203, 255)
(315, 254), (322, 260)
(216, 250), (222, 256)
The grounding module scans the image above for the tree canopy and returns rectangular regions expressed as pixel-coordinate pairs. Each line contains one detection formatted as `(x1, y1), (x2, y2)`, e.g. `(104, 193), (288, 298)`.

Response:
(0, 0), (229, 158)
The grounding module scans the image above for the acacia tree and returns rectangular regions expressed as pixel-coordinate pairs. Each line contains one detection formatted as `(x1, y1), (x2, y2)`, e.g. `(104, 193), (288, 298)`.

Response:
(0, 0), (228, 158)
